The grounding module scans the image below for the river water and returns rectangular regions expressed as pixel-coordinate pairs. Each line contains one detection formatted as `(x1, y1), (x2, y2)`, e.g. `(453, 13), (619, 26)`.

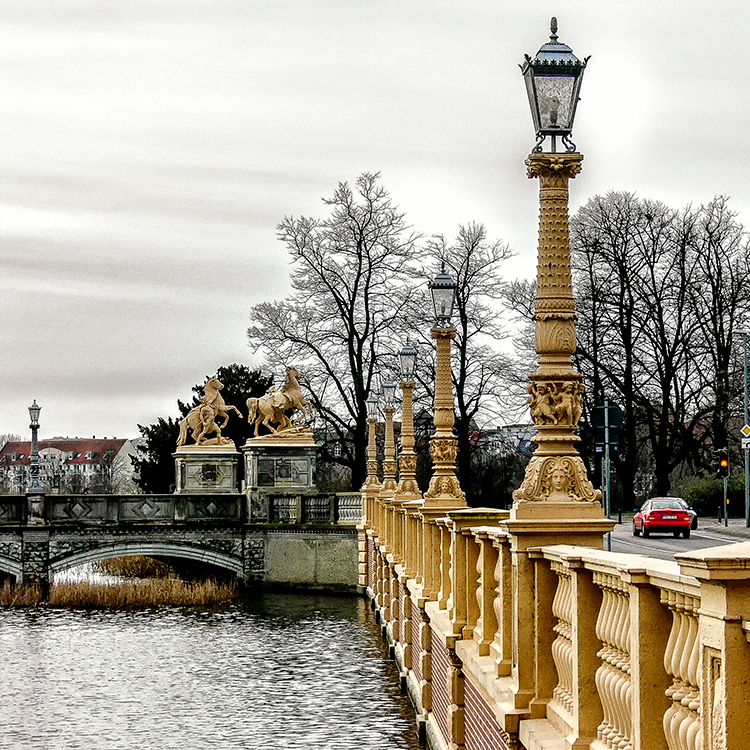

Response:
(0, 592), (422, 750)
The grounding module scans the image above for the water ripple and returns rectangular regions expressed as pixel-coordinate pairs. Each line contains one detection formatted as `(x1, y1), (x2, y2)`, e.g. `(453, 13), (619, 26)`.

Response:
(0, 593), (421, 750)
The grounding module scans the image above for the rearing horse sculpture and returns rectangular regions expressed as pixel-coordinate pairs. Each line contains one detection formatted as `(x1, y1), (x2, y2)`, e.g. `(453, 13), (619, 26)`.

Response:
(177, 377), (243, 447)
(246, 366), (314, 436)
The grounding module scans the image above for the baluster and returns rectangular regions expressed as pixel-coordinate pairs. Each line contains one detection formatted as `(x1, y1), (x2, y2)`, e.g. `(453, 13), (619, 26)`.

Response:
(660, 591), (701, 750)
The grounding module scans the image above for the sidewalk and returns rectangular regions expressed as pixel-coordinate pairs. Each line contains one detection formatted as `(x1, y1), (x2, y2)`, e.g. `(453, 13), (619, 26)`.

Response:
(695, 516), (750, 539)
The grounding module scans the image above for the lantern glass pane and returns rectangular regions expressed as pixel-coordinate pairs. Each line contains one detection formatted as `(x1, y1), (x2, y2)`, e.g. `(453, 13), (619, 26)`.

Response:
(383, 381), (397, 407)
(366, 395), (379, 420)
(432, 287), (454, 322)
(534, 75), (575, 131)
(399, 348), (417, 379)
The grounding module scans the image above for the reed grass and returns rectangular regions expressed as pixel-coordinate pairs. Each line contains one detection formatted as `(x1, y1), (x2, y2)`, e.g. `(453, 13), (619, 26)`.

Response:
(1, 580), (43, 607)
(93, 555), (174, 579)
(1, 577), (237, 609)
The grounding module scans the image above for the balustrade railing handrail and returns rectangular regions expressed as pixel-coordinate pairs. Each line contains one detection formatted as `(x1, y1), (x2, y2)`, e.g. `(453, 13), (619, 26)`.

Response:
(364, 491), (750, 750)
(0, 491), (362, 526)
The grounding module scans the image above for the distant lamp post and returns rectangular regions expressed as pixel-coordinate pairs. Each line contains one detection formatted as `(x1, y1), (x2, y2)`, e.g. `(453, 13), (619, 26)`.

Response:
(381, 381), (398, 496)
(521, 16), (588, 154)
(424, 267), (465, 507)
(513, 19), (603, 516)
(27, 400), (45, 524)
(396, 341), (421, 500)
(363, 394), (381, 490)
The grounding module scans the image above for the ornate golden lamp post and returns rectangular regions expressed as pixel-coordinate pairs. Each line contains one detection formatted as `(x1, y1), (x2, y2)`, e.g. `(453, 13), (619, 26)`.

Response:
(380, 380), (398, 498)
(395, 341), (421, 501)
(423, 267), (466, 508)
(362, 393), (381, 526)
(512, 18), (603, 519)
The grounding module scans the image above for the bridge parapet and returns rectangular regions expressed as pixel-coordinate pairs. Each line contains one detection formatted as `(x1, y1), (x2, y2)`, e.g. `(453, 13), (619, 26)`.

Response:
(364, 495), (750, 750)
(0, 492), (362, 527)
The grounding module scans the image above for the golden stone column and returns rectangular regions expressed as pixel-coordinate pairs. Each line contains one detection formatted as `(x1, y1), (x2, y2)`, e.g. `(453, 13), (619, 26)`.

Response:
(380, 382), (398, 498)
(395, 380), (421, 501)
(362, 394), (381, 526)
(511, 152), (603, 518)
(424, 326), (466, 508)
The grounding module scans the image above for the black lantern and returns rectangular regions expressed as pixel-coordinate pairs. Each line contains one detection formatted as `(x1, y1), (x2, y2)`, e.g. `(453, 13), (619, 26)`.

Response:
(430, 266), (457, 327)
(366, 394), (380, 420)
(521, 17), (588, 153)
(28, 400), (41, 427)
(399, 340), (418, 381)
(382, 381), (397, 409)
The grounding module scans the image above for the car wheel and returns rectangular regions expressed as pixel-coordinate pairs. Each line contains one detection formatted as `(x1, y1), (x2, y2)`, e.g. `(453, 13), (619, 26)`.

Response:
(691, 518), (698, 530)
(683, 529), (690, 539)
(643, 526), (650, 538)
(633, 524), (640, 537)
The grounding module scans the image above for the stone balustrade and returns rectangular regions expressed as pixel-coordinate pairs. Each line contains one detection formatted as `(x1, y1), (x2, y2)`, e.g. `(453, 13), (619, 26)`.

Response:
(0, 491), (362, 527)
(361, 495), (750, 750)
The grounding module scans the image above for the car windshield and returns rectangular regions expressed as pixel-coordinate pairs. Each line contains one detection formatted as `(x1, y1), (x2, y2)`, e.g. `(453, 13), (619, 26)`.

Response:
(652, 501), (682, 510)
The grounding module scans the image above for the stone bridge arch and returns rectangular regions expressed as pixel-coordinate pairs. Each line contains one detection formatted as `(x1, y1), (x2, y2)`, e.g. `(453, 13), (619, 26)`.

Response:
(49, 536), (251, 580)
(0, 553), (22, 580)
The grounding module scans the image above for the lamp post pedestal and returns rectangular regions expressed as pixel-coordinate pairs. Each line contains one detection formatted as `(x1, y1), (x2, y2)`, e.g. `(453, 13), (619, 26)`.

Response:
(424, 327), (466, 509)
(512, 152), (609, 524)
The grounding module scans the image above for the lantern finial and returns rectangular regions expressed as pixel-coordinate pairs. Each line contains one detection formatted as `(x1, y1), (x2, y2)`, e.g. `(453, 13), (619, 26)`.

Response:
(550, 17), (558, 40)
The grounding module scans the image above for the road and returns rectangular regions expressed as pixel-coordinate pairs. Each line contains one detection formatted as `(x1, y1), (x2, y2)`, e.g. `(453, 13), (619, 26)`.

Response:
(606, 518), (750, 562)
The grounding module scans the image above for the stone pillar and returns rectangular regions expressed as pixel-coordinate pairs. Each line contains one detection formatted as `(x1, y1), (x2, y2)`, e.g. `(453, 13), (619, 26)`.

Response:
(512, 152), (604, 520)
(21, 528), (50, 592)
(424, 327), (466, 508)
(677, 542), (750, 750)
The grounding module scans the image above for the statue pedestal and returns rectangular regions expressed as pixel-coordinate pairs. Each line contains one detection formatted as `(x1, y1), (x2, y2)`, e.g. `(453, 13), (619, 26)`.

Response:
(243, 428), (318, 521)
(243, 428), (317, 490)
(173, 444), (240, 494)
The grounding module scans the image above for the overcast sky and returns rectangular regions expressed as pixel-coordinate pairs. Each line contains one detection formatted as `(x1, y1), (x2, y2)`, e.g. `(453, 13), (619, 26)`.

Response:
(1, 0), (748, 441)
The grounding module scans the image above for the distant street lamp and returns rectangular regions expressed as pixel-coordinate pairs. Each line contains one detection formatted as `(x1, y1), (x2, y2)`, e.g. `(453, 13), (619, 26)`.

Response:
(381, 381), (398, 497)
(423, 266), (465, 507)
(27, 400), (45, 524)
(513, 19), (603, 516)
(362, 393), (381, 527)
(396, 341), (421, 500)
(364, 394), (381, 489)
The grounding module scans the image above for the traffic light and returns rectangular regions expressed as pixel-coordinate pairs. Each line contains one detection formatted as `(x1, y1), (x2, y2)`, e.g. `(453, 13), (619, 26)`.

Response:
(717, 448), (729, 478)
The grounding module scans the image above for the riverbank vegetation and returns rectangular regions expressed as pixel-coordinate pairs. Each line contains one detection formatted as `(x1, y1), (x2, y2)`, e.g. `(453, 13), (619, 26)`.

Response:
(1, 578), (237, 609)
(1, 555), (238, 609)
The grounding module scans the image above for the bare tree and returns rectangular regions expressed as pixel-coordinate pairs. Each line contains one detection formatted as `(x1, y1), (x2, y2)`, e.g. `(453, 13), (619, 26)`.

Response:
(248, 173), (424, 489)
(570, 192), (750, 502)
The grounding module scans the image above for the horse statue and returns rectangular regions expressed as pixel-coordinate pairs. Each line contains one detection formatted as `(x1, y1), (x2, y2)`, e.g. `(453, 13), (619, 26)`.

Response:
(246, 366), (314, 436)
(177, 376), (243, 447)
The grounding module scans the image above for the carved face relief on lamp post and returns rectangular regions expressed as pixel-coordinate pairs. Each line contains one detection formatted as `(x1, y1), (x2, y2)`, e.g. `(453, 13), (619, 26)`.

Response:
(423, 267), (466, 508)
(512, 18), (602, 515)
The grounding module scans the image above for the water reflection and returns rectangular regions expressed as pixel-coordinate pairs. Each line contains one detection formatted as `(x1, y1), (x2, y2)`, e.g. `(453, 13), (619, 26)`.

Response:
(0, 593), (422, 750)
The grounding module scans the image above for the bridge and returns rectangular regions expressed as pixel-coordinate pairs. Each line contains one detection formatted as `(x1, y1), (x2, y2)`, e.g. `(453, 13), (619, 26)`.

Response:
(362, 495), (750, 750)
(0, 491), (361, 590)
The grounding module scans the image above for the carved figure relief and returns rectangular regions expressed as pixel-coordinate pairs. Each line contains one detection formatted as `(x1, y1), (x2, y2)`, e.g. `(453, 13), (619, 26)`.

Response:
(529, 381), (584, 427)
(430, 437), (458, 464)
(247, 366), (314, 436)
(177, 377), (242, 447)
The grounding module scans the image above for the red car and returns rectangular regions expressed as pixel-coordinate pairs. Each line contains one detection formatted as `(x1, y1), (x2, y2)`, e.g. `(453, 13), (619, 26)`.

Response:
(633, 497), (692, 539)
